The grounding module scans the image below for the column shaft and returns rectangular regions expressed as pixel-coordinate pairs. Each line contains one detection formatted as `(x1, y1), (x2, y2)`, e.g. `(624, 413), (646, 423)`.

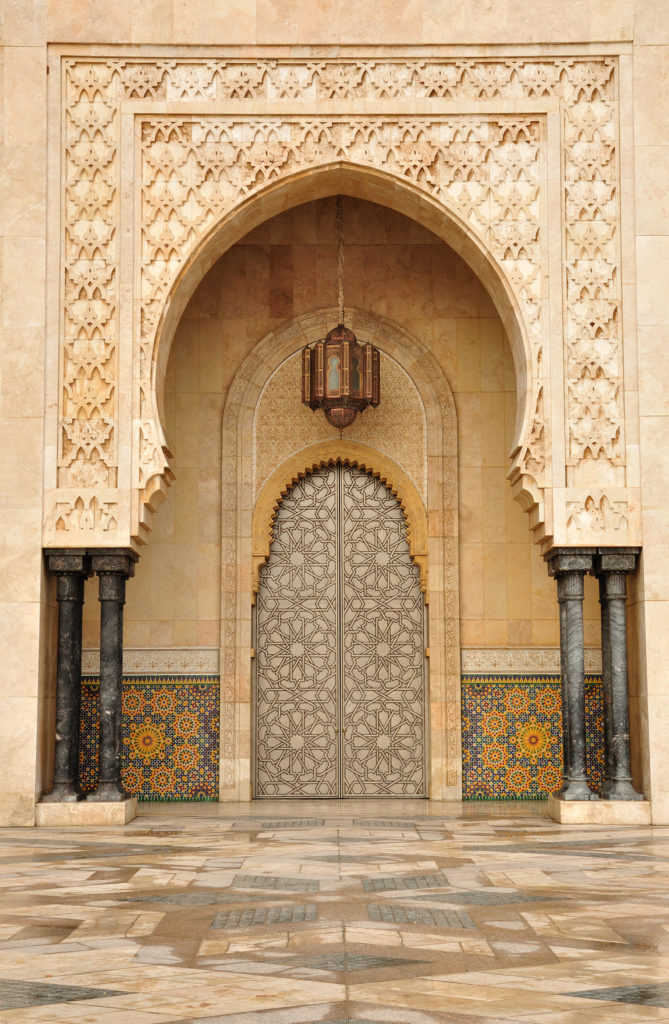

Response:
(595, 550), (642, 801)
(547, 549), (598, 801)
(87, 552), (136, 803)
(43, 552), (90, 802)
(598, 574), (615, 795)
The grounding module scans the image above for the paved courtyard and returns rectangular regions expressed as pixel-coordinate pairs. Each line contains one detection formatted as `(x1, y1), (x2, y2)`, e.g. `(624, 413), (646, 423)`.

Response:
(1, 800), (669, 1022)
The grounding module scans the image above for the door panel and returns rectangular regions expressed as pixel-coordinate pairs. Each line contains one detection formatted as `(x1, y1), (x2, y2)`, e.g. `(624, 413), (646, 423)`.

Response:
(341, 467), (426, 796)
(254, 464), (426, 797)
(255, 468), (338, 796)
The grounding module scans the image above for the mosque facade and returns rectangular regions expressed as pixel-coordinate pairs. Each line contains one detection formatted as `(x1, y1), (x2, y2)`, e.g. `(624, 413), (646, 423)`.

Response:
(1, 1), (668, 825)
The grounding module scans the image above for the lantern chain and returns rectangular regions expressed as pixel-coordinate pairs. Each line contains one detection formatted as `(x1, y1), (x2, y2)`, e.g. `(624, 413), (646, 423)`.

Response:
(337, 195), (345, 325)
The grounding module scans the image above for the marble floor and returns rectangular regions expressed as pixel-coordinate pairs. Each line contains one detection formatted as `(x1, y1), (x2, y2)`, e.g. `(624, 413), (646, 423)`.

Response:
(2, 801), (669, 1023)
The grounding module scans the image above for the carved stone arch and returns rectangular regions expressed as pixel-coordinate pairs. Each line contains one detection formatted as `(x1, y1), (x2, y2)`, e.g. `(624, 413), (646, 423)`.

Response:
(219, 307), (460, 802)
(252, 441), (429, 598)
(143, 162), (544, 540)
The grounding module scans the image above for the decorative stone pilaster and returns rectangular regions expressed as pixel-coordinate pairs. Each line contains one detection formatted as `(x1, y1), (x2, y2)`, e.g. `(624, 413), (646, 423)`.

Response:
(87, 550), (137, 803)
(594, 549), (643, 801)
(546, 549), (598, 801)
(43, 551), (91, 802)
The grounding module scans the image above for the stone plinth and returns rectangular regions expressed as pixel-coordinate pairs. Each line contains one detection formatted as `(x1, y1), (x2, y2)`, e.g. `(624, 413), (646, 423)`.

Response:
(548, 794), (651, 826)
(35, 798), (137, 827)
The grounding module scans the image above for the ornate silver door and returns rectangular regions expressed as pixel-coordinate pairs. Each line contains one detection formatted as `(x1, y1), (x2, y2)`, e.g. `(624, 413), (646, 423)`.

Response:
(254, 464), (426, 797)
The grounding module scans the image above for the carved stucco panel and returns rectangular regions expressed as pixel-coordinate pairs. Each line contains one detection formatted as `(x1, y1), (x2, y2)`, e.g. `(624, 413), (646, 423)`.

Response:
(137, 113), (547, 503)
(254, 350), (427, 507)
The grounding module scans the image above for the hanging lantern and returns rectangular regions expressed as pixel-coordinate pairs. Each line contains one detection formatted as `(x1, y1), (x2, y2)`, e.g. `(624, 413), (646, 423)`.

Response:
(301, 198), (380, 429)
(302, 325), (380, 429)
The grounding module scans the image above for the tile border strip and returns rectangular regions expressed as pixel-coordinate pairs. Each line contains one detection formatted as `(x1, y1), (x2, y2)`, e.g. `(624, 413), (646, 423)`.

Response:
(460, 647), (602, 675)
(82, 647), (220, 675)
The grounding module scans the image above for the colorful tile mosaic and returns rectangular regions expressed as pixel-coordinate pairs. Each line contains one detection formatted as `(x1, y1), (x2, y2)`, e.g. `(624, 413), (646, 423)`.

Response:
(461, 674), (605, 800)
(80, 675), (219, 801)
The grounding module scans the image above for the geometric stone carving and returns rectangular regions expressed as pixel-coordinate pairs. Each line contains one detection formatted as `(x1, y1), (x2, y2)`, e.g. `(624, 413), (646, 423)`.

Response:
(138, 112), (548, 505)
(50, 54), (627, 549)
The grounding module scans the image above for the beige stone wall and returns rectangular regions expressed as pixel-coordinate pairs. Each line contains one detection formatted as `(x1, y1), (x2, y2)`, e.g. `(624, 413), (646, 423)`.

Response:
(629, 17), (669, 818)
(81, 198), (601, 649)
(0, 13), (56, 825)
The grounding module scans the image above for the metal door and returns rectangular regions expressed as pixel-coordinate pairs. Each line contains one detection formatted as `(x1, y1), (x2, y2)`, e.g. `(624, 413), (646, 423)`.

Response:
(254, 464), (426, 797)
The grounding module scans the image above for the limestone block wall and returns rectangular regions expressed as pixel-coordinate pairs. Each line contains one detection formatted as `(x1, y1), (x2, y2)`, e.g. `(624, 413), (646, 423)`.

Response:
(630, 26), (669, 820)
(0, 13), (56, 825)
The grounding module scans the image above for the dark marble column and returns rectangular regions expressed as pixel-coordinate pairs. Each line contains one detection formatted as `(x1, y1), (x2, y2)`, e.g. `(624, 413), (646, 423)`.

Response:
(594, 549), (643, 801)
(87, 550), (137, 802)
(43, 551), (91, 802)
(546, 549), (598, 801)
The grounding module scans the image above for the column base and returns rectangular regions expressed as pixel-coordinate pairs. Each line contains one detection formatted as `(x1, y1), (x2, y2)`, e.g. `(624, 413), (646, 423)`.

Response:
(41, 783), (85, 803)
(601, 779), (644, 801)
(548, 793), (651, 825)
(555, 779), (599, 801)
(36, 797), (137, 827)
(87, 782), (131, 802)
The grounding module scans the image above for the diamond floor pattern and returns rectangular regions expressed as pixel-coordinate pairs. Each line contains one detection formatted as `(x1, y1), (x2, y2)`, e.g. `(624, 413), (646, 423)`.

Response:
(1, 799), (669, 1023)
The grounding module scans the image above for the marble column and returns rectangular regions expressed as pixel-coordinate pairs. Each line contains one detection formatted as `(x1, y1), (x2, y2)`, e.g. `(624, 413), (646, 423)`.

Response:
(87, 551), (137, 803)
(43, 551), (91, 802)
(594, 549), (643, 801)
(546, 549), (598, 801)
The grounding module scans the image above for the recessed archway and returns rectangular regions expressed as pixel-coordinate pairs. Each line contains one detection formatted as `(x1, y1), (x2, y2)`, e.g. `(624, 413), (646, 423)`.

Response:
(143, 163), (543, 542)
(219, 308), (460, 801)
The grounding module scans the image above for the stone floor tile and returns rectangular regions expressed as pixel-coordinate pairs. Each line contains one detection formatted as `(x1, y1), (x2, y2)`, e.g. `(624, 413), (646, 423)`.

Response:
(0, 800), (669, 1021)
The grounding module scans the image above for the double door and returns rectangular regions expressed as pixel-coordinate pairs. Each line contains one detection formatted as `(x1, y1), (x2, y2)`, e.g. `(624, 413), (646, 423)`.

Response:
(254, 463), (427, 797)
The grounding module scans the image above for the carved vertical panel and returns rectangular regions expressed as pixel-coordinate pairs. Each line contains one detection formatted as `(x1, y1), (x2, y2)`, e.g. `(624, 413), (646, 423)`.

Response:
(255, 469), (338, 797)
(563, 61), (622, 479)
(62, 64), (119, 482)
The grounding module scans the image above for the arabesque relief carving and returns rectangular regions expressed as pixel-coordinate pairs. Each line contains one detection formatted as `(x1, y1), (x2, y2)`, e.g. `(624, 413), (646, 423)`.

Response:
(62, 62), (119, 491)
(137, 113), (546, 504)
(52, 55), (626, 547)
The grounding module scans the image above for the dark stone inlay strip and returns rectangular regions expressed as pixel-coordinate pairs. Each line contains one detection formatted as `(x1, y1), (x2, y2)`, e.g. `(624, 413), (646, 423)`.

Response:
(569, 983), (669, 1007)
(406, 889), (554, 906)
(0, 979), (126, 1010)
(274, 952), (428, 971)
(362, 872), (447, 892)
(233, 874), (319, 892)
(257, 820), (325, 829)
(367, 904), (475, 928)
(353, 820), (418, 828)
(121, 891), (292, 907)
(212, 904), (318, 929)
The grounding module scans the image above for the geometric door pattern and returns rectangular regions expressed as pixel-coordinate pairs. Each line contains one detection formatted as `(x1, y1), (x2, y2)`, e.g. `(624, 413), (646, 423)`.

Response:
(255, 464), (426, 797)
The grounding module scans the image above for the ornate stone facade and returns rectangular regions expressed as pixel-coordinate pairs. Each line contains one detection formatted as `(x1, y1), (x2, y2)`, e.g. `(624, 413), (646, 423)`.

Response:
(43, 53), (637, 553)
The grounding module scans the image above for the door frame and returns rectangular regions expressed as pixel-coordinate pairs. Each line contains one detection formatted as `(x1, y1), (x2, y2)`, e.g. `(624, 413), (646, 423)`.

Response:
(221, 310), (460, 801)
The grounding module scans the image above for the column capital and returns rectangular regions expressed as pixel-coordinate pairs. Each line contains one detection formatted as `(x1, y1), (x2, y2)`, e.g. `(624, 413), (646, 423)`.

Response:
(45, 550), (91, 576)
(544, 547), (595, 578)
(593, 548), (640, 576)
(89, 549), (138, 579)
